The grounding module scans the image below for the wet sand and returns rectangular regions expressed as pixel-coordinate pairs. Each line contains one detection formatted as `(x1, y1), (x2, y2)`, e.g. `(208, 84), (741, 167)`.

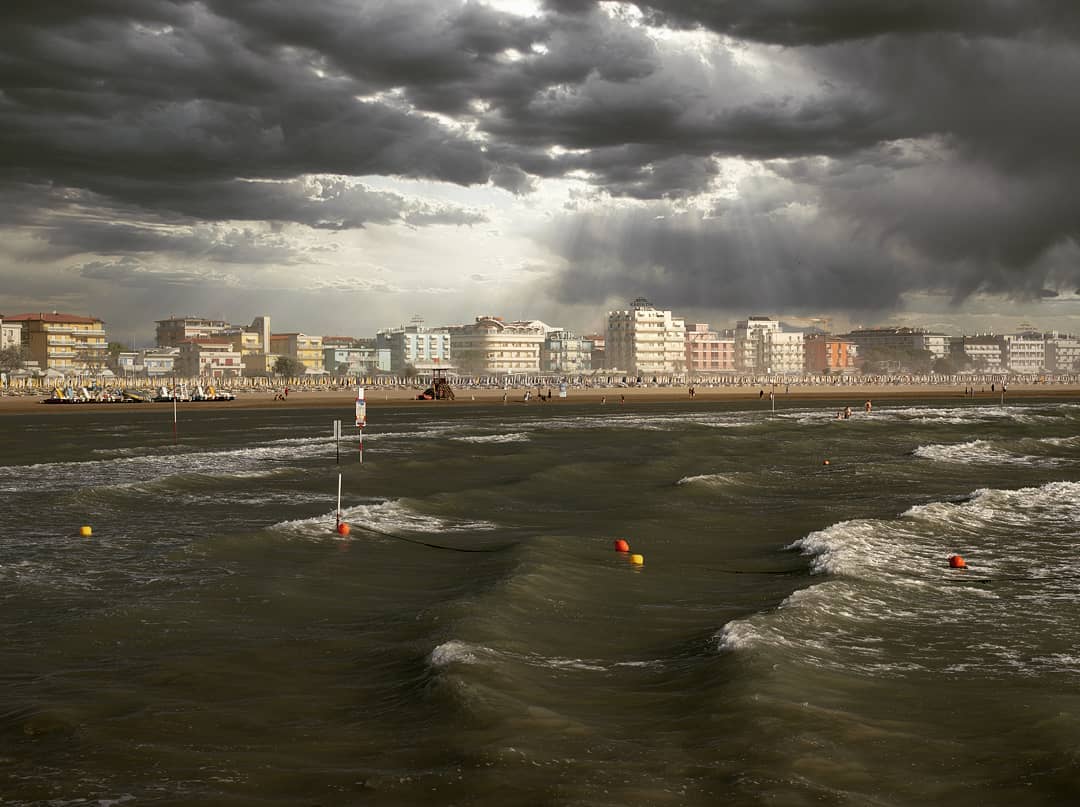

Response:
(2, 383), (1077, 414)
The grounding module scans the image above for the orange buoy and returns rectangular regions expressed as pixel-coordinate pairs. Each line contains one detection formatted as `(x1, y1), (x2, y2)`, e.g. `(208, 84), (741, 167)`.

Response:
(614, 539), (630, 552)
(822, 459), (830, 466)
(630, 553), (644, 565)
(336, 522), (350, 536)
(948, 554), (966, 569)
(79, 525), (92, 538)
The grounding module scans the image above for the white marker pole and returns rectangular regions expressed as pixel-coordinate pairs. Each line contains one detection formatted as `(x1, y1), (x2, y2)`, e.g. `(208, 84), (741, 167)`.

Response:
(172, 393), (178, 445)
(355, 386), (366, 464)
(336, 472), (342, 528)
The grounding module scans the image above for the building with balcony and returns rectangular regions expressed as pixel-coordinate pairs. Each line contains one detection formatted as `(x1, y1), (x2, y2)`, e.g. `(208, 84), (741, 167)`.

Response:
(156, 316), (233, 347)
(685, 324), (736, 373)
(270, 333), (324, 373)
(1044, 334), (1080, 372)
(375, 322), (452, 372)
(447, 316), (548, 374)
(323, 343), (379, 375)
(804, 334), (856, 374)
(226, 315), (274, 376)
(606, 298), (686, 375)
(950, 335), (1005, 372)
(541, 329), (591, 373)
(177, 339), (244, 377)
(177, 341), (245, 378)
(5, 312), (108, 374)
(841, 327), (947, 359)
(1004, 333), (1045, 374)
(582, 334), (605, 370)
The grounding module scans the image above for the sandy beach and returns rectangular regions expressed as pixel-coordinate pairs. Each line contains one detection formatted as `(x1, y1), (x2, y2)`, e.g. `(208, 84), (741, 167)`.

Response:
(2, 382), (1078, 414)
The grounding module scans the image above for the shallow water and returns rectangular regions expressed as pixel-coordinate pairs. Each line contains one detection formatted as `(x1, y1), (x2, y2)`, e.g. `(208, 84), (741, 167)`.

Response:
(3, 397), (1080, 804)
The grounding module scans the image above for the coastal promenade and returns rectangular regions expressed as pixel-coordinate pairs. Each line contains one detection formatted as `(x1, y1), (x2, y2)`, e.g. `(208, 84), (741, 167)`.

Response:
(1, 379), (1078, 414)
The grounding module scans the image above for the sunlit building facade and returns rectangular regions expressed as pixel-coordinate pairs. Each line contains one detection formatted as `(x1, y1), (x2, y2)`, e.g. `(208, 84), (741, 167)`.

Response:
(6, 312), (108, 373)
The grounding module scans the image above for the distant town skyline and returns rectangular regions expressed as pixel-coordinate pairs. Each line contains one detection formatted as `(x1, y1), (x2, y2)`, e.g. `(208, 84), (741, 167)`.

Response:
(4, 2), (1080, 341)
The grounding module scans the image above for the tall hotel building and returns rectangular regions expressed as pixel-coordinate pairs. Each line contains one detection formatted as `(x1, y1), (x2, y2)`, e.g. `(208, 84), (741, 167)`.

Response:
(606, 298), (687, 374)
(6, 312), (108, 373)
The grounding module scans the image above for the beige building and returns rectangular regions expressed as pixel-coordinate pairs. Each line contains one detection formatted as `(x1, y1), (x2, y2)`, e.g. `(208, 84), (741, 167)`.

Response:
(606, 298), (686, 375)
(447, 316), (548, 374)
(156, 316), (232, 347)
(270, 332), (324, 373)
(5, 312), (108, 373)
(230, 315), (274, 376)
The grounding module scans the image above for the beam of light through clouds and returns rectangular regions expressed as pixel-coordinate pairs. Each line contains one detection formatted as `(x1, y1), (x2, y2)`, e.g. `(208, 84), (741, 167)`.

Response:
(3, 0), (1080, 338)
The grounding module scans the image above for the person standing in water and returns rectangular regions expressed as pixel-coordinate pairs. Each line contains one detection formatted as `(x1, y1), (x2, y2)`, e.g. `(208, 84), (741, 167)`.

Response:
(864, 400), (872, 412)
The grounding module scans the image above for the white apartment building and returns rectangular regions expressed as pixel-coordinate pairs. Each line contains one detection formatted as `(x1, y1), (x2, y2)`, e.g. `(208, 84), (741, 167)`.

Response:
(606, 298), (686, 374)
(1045, 335), (1080, 372)
(734, 317), (804, 373)
(447, 316), (549, 374)
(952, 336), (1005, 371)
(1004, 334), (1045, 374)
(177, 339), (244, 377)
(766, 331), (806, 374)
(376, 322), (452, 372)
(0, 317), (22, 350)
(915, 332), (950, 360)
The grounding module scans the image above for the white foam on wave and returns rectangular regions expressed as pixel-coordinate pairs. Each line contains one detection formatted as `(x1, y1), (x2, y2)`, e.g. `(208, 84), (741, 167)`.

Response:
(742, 480), (1080, 678)
(429, 639), (488, 667)
(676, 472), (741, 487)
(429, 638), (627, 673)
(0, 435), (336, 493)
(271, 498), (500, 540)
(913, 439), (1052, 467)
(455, 432), (530, 444)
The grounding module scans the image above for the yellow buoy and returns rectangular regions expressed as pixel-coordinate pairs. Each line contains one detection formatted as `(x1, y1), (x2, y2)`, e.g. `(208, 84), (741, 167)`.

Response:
(630, 553), (644, 565)
(79, 525), (92, 537)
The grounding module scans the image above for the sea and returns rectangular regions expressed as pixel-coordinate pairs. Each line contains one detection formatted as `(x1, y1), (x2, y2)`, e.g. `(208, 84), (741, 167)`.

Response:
(3, 396), (1080, 805)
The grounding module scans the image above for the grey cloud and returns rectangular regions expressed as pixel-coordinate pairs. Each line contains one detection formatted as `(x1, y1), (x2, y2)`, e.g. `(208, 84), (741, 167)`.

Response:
(74, 257), (238, 287)
(631, 1), (1073, 45)
(5, 0), (1080, 312)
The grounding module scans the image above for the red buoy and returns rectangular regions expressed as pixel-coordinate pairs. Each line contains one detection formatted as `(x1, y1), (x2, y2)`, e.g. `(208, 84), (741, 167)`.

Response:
(613, 539), (630, 552)
(337, 522), (351, 536)
(948, 554), (966, 569)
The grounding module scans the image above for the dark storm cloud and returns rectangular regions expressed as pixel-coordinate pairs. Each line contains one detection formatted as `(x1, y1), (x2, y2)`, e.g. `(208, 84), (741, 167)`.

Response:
(629, 1), (1063, 45)
(544, 200), (915, 313)
(4, 0), (1080, 311)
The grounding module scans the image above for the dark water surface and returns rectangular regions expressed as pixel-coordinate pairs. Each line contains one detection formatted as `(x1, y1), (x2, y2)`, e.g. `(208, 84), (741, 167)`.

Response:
(3, 398), (1080, 805)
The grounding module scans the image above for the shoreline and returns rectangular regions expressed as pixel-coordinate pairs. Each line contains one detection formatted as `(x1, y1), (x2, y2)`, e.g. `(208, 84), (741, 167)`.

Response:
(1, 383), (1076, 414)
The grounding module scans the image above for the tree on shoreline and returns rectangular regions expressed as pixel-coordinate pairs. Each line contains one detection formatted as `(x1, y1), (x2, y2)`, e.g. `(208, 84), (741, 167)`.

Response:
(273, 356), (305, 377)
(0, 345), (26, 374)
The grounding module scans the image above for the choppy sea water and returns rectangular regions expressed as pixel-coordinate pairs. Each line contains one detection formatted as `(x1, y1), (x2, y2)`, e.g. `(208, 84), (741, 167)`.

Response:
(3, 397), (1080, 805)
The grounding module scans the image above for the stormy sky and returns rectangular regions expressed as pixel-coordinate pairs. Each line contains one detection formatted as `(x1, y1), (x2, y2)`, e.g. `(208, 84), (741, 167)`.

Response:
(3, 0), (1080, 341)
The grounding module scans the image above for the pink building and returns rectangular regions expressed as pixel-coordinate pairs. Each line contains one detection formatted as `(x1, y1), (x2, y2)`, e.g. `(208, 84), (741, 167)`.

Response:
(685, 324), (736, 373)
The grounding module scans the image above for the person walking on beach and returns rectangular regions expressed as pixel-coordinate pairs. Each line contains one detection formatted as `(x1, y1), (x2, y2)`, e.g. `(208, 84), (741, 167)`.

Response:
(759, 389), (765, 399)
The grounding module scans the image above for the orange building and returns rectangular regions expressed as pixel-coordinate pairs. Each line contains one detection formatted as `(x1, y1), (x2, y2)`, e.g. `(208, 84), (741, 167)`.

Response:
(804, 334), (855, 373)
